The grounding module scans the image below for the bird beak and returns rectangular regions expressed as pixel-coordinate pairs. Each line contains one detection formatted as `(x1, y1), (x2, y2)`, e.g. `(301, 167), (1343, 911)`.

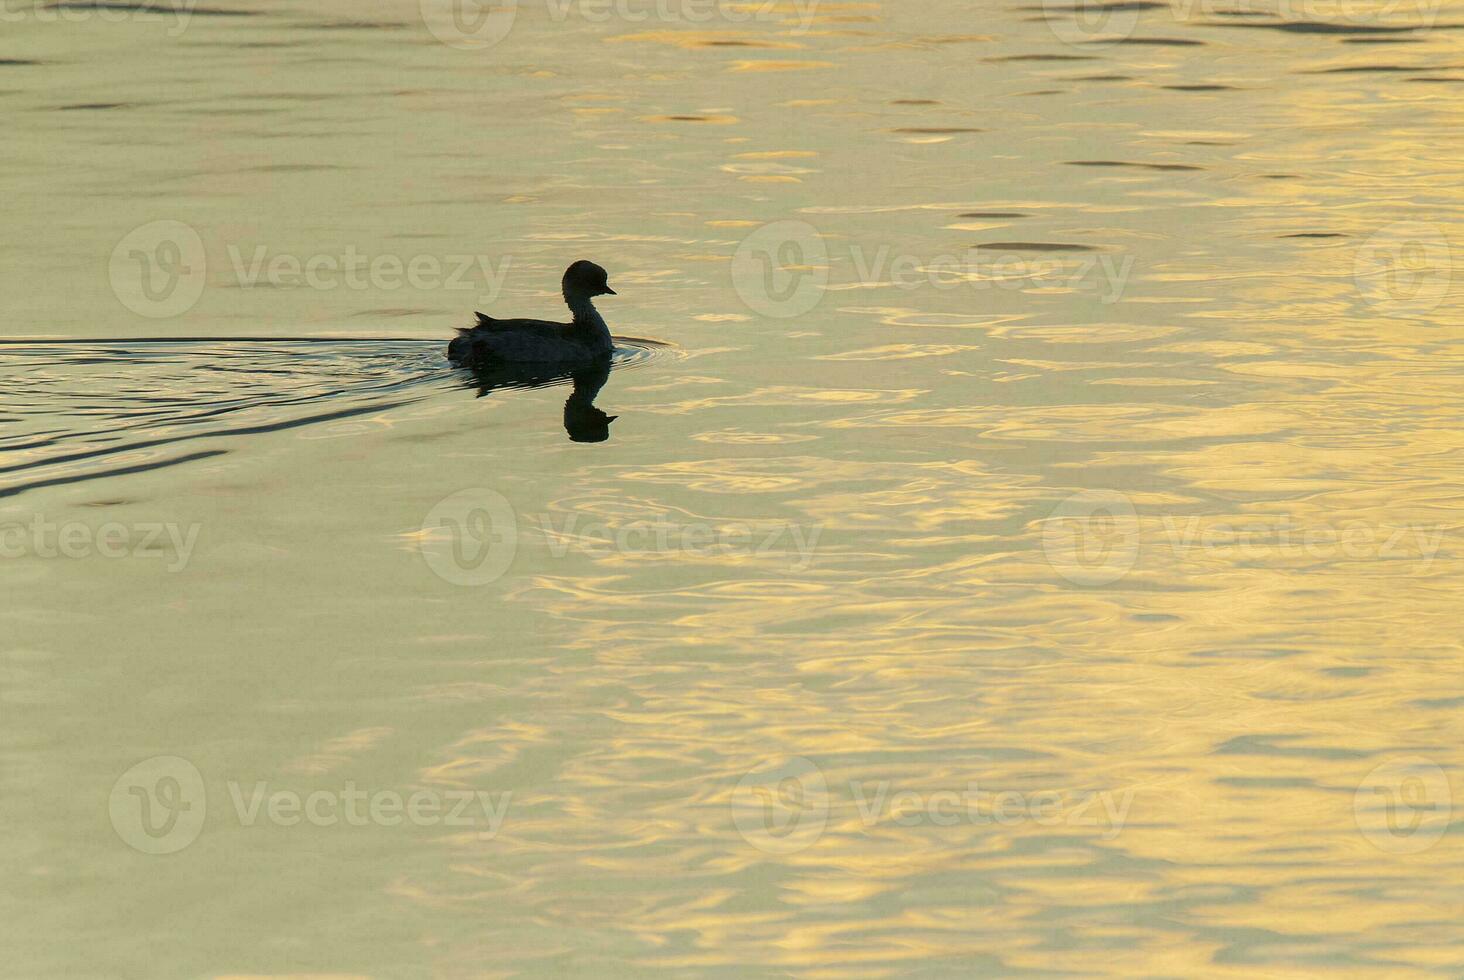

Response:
(602, 286), (617, 296)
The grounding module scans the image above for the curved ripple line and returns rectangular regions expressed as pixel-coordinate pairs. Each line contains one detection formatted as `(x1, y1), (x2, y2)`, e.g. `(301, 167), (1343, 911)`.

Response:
(0, 337), (677, 498)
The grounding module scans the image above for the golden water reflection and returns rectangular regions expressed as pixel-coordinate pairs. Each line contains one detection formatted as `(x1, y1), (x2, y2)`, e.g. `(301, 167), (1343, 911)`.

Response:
(2, 0), (1461, 974)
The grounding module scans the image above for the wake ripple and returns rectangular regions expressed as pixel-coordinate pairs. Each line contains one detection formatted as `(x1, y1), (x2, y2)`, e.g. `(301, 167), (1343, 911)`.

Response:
(0, 337), (673, 498)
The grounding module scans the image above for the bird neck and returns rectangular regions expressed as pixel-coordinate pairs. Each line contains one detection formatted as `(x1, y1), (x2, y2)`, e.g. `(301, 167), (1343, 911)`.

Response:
(565, 291), (611, 347)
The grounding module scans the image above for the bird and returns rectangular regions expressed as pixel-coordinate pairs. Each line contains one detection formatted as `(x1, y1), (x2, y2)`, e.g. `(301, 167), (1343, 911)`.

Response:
(448, 260), (617, 367)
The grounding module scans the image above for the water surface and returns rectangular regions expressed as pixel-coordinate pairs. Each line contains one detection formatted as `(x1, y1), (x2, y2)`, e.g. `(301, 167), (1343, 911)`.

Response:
(3, 0), (1462, 975)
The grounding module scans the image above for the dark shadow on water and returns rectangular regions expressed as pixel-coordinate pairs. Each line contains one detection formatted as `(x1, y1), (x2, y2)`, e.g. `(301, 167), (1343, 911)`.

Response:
(460, 356), (619, 444)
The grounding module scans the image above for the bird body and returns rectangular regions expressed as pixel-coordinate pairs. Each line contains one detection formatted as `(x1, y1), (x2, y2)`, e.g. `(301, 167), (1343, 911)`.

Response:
(448, 261), (617, 367)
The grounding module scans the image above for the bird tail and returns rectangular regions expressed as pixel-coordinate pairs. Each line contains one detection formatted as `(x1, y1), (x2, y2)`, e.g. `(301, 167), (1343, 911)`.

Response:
(448, 316), (496, 365)
(447, 329), (472, 365)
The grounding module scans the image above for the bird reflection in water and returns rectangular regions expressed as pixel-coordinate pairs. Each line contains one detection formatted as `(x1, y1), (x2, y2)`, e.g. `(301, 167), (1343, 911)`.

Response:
(458, 355), (619, 443)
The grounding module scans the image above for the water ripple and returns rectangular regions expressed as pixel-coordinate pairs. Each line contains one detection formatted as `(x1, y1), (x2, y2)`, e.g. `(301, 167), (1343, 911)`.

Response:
(0, 337), (674, 496)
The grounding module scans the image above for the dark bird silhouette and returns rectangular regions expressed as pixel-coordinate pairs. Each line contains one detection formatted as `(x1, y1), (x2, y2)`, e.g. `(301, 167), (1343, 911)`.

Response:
(457, 355), (619, 444)
(448, 261), (617, 367)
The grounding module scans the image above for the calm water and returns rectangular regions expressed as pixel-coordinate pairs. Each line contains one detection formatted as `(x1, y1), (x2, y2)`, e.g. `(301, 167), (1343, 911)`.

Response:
(3, 0), (1462, 975)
